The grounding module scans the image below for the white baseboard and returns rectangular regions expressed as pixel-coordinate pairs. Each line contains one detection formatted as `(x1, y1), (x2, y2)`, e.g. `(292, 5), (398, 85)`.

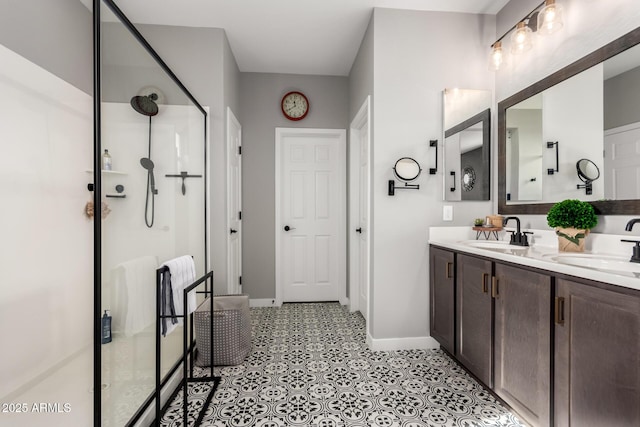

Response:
(249, 298), (279, 308)
(250, 299), (350, 308)
(367, 333), (440, 352)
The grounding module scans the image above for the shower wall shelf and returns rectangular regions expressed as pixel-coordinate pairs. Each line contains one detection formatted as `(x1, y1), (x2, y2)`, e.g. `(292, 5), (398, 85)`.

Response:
(86, 170), (128, 198)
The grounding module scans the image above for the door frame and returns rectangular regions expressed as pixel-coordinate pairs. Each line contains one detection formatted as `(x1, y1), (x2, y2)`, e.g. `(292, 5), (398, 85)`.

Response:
(275, 127), (347, 306)
(226, 107), (242, 294)
(349, 96), (371, 324)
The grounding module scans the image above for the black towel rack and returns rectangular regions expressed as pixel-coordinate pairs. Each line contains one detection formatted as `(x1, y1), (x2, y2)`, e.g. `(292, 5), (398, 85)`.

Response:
(154, 268), (220, 427)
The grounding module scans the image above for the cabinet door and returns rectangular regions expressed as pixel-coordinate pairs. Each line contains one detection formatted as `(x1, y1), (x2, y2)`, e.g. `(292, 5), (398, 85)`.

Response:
(555, 278), (640, 427)
(429, 246), (455, 354)
(456, 253), (493, 386)
(494, 263), (551, 427)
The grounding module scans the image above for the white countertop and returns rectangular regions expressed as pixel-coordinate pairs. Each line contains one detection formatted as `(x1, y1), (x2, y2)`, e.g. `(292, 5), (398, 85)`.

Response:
(429, 227), (640, 292)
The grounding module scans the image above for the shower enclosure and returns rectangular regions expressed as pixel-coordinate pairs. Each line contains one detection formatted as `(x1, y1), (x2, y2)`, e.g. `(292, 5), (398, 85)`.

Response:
(95, 1), (208, 425)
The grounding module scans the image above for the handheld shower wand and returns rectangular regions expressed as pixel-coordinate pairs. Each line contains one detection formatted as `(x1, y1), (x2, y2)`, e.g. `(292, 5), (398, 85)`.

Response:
(140, 157), (157, 228)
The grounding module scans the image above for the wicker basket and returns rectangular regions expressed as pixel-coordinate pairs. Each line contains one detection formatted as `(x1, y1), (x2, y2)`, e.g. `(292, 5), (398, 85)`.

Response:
(194, 295), (251, 366)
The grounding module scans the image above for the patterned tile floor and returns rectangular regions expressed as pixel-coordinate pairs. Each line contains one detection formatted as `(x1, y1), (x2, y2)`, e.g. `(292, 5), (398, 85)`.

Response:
(161, 303), (526, 427)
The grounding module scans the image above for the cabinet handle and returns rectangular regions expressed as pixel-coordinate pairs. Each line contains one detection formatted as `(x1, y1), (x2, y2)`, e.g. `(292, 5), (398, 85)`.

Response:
(482, 273), (489, 293)
(446, 262), (453, 279)
(491, 276), (499, 299)
(555, 297), (565, 325)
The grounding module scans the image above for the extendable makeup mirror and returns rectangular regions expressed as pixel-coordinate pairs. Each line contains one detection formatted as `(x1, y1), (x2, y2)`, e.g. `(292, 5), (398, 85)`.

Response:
(388, 157), (422, 196)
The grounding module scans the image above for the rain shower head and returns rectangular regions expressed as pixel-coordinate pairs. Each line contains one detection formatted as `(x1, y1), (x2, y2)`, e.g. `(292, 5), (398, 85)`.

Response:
(130, 94), (159, 116)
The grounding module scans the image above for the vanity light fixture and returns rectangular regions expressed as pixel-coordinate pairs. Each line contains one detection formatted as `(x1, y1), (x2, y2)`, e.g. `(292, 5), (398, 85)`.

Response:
(489, 0), (565, 71)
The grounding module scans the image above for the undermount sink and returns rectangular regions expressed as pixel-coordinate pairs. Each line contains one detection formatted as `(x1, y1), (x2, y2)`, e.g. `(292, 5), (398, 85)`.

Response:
(545, 253), (640, 276)
(461, 240), (529, 251)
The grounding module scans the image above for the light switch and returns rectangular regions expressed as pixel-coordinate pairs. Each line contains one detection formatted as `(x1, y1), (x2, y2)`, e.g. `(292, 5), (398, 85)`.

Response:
(443, 205), (453, 221)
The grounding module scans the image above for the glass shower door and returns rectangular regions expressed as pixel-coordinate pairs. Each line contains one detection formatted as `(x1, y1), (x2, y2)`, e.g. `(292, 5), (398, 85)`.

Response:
(97, 1), (207, 425)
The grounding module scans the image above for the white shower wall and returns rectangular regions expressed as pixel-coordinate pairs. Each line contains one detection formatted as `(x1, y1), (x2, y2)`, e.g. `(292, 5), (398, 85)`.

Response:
(99, 102), (206, 323)
(0, 43), (93, 404)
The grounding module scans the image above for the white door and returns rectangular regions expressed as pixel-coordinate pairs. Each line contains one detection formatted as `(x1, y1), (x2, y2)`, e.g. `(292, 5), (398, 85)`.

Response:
(227, 108), (242, 294)
(349, 97), (371, 321)
(604, 123), (640, 200)
(276, 128), (346, 303)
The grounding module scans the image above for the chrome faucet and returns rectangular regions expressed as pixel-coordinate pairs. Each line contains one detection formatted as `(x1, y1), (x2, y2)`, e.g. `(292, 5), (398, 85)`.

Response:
(503, 216), (531, 246)
(622, 218), (640, 263)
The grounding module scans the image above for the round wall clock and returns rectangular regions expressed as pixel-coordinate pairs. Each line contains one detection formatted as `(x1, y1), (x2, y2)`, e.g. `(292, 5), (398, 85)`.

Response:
(281, 91), (309, 121)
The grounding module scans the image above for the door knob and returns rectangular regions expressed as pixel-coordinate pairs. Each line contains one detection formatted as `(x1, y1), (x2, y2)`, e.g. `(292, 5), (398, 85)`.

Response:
(284, 225), (296, 231)
(356, 227), (362, 233)
(230, 228), (238, 234)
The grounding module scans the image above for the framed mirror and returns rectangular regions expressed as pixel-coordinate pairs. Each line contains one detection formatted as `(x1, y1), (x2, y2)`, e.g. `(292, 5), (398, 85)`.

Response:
(443, 88), (491, 201)
(498, 27), (640, 215)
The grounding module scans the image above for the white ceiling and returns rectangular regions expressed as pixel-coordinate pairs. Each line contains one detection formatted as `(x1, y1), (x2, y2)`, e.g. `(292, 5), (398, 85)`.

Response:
(85, 0), (509, 76)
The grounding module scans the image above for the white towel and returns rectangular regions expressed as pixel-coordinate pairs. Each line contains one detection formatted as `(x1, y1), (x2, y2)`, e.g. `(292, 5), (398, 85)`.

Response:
(111, 255), (158, 337)
(161, 255), (197, 336)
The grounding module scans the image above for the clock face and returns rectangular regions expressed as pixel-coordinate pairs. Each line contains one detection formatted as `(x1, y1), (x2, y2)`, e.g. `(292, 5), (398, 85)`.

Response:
(281, 91), (309, 121)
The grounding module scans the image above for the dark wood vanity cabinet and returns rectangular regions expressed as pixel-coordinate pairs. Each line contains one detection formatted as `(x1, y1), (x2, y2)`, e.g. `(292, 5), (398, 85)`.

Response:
(455, 253), (493, 387)
(494, 263), (551, 427)
(429, 247), (455, 354)
(554, 278), (640, 427)
(431, 248), (551, 426)
(429, 245), (640, 427)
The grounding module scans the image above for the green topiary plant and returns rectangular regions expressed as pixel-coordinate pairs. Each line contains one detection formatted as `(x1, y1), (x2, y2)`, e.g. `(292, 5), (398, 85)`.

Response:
(547, 199), (598, 230)
(547, 199), (598, 246)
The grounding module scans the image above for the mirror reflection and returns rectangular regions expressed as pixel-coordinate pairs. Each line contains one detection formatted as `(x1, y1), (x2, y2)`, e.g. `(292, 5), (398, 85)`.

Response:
(576, 158), (600, 195)
(502, 33), (640, 209)
(443, 88), (491, 201)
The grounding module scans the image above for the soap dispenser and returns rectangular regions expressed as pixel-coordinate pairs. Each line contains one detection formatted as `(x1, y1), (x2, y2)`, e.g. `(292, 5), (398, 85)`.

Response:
(101, 310), (112, 344)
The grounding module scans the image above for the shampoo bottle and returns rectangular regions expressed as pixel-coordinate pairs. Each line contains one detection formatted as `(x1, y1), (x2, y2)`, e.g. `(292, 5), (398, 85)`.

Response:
(101, 310), (112, 344)
(102, 149), (112, 171)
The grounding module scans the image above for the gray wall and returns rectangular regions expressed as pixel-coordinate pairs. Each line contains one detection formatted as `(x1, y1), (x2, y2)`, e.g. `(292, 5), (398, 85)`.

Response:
(370, 8), (495, 340)
(224, 33), (241, 119)
(349, 14), (375, 120)
(0, 0), (92, 94)
(240, 73), (349, 299)
(101, 23), (193, 104)
(604, 66), (640, 130)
